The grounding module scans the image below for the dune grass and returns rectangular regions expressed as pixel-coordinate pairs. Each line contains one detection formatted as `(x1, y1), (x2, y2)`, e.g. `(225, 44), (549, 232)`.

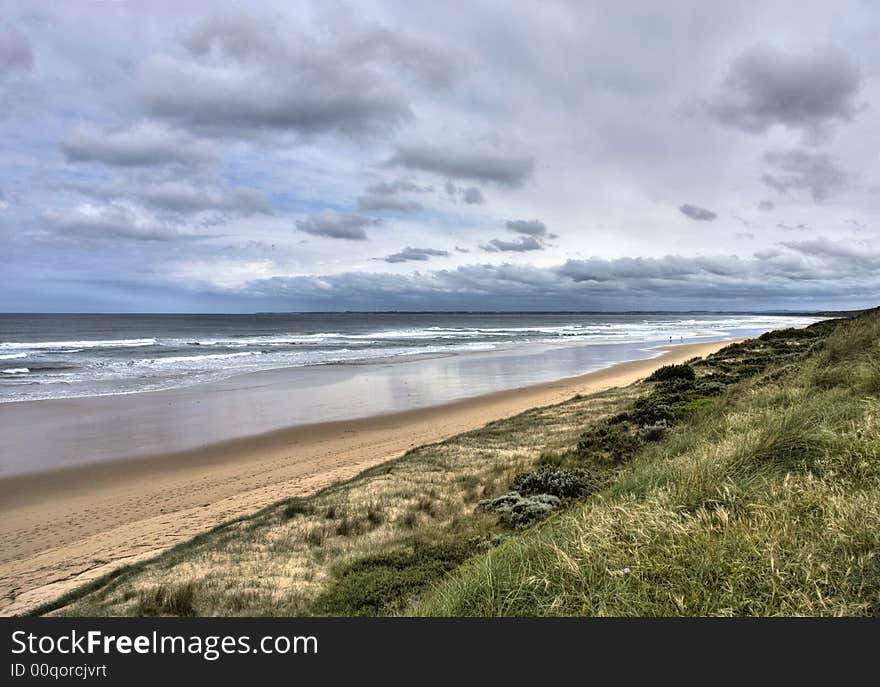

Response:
(414, 310), (880, 616)
(40, 309), (879, 617)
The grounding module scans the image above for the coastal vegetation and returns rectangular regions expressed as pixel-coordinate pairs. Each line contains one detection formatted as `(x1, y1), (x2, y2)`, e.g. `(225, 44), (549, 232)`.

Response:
(36, 308), (880, 617)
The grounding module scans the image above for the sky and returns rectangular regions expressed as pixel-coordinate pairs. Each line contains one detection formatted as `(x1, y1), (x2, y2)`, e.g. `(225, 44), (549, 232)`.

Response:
(0, 0), (878, 312)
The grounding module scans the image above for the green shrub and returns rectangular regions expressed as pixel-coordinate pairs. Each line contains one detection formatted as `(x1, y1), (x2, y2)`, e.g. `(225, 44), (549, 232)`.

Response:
(577, 421), (642, 462)
(509, 495), (562, 529)
(513, 467), (596, 499)
(638, 421), (669, 442)
(627, 397), (676, 427)
(672, 396), (714, 418)
(478, 491), (562, 529)
(647, 363), (696, 382)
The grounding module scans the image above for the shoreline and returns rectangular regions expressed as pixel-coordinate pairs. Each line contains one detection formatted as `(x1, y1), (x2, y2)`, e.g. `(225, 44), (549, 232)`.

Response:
(1, 335), (703, 476)
(0, 339), (736, 616)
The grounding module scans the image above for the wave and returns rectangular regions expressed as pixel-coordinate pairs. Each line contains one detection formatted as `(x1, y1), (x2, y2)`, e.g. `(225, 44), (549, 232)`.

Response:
(2, 368), (29, 374)
(141, 351), (264, 365)
(0, 352), (27, 360)
(0, 338), (157, 350)
(182, 334), (346, 346)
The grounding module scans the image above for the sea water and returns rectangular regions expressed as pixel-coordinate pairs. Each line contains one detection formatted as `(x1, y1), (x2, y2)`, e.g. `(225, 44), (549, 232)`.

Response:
(0, 312), (818, 403)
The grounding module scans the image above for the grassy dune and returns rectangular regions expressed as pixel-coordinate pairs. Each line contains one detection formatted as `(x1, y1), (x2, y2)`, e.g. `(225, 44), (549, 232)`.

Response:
(416, 310), (880, 616)
(39, 309), (879, 617)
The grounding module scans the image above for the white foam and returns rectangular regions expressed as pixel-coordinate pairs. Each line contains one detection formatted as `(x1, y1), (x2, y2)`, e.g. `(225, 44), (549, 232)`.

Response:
(144, 351), (264, 365)
(0, 352), (27, 360)
(0, 338), (156, 350)
(2, 368), (29, 374)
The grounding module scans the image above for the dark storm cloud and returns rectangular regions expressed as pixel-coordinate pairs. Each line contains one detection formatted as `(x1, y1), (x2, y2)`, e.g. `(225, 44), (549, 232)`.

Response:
(383, 246), (449, 263)
(706, 44), (862, 142)
(62, 123), (215, 167)
(0, 24), (32, 76)
(139, 13), (460, 138)
(758, 200), (775, 211)
(761, 149), (848, 202)
(679, 204), (717, 221)
(558, 255), (745, 282)
(481, 236), (544, 252)
(365, 180), (433, 195)
(140, 182), (271, 215)
(295, 211), (379, 240)
(386, 145), (534, 186)
(357, 195), (423, 213)
(243, 245), (880, 310)
(44, 204), (178, 241)
(505, 219), (548, 236)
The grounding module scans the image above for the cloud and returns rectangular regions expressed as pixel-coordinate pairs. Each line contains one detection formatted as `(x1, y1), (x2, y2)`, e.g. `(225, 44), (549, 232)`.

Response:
(758, 200), (775, 211)
(679, 204), (717, 221)
(62, 122), (215, 167)
(357, 195), (422, 212)
(139, 13), (460, 139)
(444, 182), (487, 204)
(557, 255), (745, 282)
(0, 24), (32, 77)
(241, 244), (880, 310)
(732, 215), (757, 230)
(365, 180), (433, 195)
(44, 203), (178, 241)
(386, 144), (534, 186)
(777, 222), (810, 232)
(342, 28), (463, 90)
(454, 246), (470, 253)
(463, 187), (485, 205)
(384, 246), (449, 263)
(140, 182), (271, 215)
(761, 149), (848, 202)
(705, 44), (862, 142)
(5, 3), (880, 313)
(781, 237), (880, 268)
(295, 211), (378, 240)
(505, 219), (549, 236)
(482, 236), (544, 252)
(736, 232), (755, 239)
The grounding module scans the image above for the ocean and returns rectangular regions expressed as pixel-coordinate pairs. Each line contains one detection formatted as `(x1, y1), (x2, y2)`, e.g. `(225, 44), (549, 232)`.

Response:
(0, 312), (818, 404)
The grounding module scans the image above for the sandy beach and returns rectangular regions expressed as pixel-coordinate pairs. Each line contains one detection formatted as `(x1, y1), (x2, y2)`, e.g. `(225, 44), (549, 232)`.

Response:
(0, 339), (734, 616)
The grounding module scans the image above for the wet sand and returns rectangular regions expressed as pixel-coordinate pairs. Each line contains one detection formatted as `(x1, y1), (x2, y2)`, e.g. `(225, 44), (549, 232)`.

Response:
(0, 339), (735, 616)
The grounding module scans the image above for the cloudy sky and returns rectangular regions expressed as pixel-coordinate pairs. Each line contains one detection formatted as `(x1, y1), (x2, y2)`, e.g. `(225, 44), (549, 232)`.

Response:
(1, 0), (878, 312)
